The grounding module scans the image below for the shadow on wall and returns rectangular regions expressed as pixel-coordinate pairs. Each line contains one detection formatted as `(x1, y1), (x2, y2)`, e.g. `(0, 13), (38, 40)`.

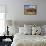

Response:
(5, 20), (46, 27)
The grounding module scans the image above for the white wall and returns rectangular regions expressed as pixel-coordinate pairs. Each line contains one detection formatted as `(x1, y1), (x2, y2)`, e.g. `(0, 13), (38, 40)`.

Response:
(0, 0), (46, 22)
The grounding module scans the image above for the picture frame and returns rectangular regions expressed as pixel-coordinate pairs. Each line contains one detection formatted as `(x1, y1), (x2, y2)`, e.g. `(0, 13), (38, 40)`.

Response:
(24, 5), (37, 15)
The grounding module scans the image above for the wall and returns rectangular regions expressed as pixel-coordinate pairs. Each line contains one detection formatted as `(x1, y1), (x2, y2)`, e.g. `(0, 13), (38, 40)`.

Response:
(0, 0), (46, 22)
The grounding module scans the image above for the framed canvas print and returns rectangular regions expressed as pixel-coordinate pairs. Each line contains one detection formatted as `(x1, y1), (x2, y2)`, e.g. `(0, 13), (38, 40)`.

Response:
(24, 5), (37, 15)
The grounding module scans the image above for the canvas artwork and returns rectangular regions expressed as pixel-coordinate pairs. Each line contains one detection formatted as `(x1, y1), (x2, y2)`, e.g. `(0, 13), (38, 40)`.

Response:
(24, 5), (37, 15)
